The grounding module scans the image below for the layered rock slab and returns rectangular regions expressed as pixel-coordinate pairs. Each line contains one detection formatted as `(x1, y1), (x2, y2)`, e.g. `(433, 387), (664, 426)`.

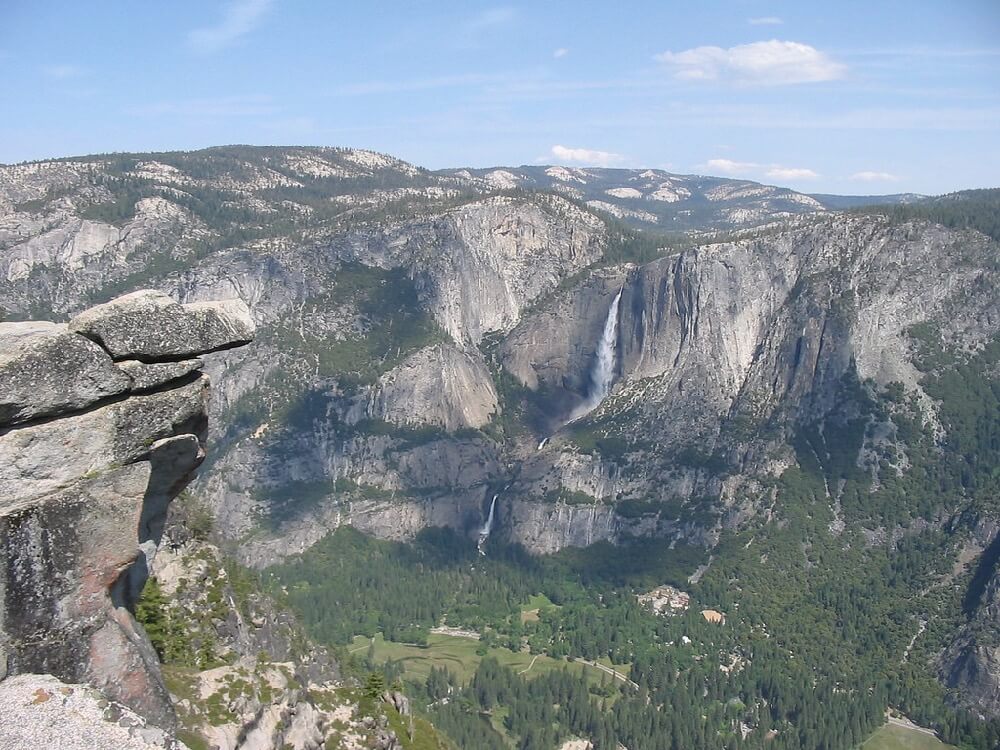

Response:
(0, 289), (253, 732)
(69, 289), (254, 361)
(0, 321), (131, 425)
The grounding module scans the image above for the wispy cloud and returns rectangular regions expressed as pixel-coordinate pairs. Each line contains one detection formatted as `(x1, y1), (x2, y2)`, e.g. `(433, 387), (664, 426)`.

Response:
(655, 40), (845, 85)
(551, 144), (625, 167)
(42, 64), (85, 79)
(553, 48), (569, 59)
(748, 16), (783, 25)
(851, 170), (899, 182)
(188, 0), (273, 54)
(766, 166), (818, 180)
(701, 157), (819, 181)
(704, 158), (756, 175)
(128, 94), (277, 117)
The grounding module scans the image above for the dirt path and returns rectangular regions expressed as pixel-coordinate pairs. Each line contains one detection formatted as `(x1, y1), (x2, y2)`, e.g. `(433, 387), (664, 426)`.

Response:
(348, 637), (375, 653)
(430, 626), (481, 640)
(519, 655), (540, 675)
(576, 659), (639, 689)
(887, 714), (940, 738)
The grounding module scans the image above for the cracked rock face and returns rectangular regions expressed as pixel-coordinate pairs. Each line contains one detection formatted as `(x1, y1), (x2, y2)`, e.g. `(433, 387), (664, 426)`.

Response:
(370, 342), (499, 430)
(0, 321), (131, 425)
(69, 289), (254, 361)
(0, 289), (253, 731)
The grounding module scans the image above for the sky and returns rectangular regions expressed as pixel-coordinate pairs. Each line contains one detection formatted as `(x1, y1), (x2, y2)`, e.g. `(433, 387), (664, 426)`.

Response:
(1, 0), (999, 195)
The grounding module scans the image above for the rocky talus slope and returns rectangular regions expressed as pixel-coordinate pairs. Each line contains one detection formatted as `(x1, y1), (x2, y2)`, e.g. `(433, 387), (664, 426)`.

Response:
(144, 507), (429, 750)
(0, 289), (253, 743)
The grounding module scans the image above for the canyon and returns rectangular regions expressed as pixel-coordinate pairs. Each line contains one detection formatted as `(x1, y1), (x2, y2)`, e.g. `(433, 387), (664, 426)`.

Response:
(1, 146), (999, 739)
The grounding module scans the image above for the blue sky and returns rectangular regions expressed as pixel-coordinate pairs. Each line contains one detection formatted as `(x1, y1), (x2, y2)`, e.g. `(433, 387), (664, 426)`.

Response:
(2, 0), (998, 194)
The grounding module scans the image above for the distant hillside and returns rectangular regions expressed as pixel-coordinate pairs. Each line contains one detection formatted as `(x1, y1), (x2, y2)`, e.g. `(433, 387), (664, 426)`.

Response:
(438, 164), (921, 231)
(809, 192), (926, 210)
(853, 187), (1000, 241)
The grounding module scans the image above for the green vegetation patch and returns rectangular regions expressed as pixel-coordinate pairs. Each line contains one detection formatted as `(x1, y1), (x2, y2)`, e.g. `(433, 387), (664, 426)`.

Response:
(862, 722), (956, 750)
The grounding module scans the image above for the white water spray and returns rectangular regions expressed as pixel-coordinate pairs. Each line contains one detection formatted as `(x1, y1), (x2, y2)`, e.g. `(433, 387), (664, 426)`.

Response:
(477, 494), (498, 555)
(568, 287), (624, 423)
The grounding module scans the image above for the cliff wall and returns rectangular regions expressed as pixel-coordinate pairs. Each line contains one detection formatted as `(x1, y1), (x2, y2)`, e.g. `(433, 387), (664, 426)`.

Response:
(0, 289), (253, 731)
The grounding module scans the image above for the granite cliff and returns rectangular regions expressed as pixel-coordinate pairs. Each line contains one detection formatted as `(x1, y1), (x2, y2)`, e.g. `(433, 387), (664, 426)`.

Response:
(0, 289), (254, 740)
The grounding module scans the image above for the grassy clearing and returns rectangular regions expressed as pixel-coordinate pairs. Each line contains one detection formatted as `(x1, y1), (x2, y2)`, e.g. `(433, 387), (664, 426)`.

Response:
(351, 633), (610, 688)
(861, 722), (955, 750)
(520, 593), (558, 623)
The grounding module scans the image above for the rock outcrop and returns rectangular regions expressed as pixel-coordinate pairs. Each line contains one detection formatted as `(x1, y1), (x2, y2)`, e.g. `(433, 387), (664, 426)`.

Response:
(69, 290), (254, 361)
(0, 320), (131, 424)
(0, 290), (254, 732)
(941, 516), (1000, 718)
(369, 341), (499, 430)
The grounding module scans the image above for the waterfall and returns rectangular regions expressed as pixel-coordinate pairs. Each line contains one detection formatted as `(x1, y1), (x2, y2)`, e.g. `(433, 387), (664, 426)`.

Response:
(477, 494), (498, 555)
(568, 287), (624, 423)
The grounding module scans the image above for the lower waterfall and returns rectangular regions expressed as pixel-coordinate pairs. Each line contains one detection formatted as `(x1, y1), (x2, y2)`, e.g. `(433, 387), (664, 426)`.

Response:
(477, 494), (498, 555)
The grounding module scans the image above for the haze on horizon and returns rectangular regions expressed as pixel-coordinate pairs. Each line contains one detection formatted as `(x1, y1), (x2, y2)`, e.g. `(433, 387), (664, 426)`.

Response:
(1, 0), (998, 195)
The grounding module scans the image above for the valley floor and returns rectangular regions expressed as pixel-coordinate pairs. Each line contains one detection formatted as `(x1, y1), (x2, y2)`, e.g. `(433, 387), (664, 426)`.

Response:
(349, 632), (624, 691)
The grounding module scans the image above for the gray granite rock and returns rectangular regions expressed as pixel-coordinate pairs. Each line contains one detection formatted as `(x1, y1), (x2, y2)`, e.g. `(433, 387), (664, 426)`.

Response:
(0, 321), (130, 426)
(69, 290), (254, 361)
(117, 358), (203, 393)
(0, 674), (182, 750)
(0, 464), (177, 728)
(0, 375), (209, 507)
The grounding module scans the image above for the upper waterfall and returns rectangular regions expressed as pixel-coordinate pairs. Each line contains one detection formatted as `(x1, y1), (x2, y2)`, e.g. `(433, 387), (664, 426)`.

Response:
(568, 287), (624, 423)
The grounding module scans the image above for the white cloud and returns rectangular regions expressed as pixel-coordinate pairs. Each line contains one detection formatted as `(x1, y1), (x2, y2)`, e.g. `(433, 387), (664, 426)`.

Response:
(43, 64), (85, 79)
(850, 170), (900, 182)
(551, 144), (625, 167)
(701, 158), (819, 181)
(188, 0), (273, 54)
(655, 40), (845, 85)
(704, 158), (757, 175)
(465, 7), (516, 34)
(749, 16), (783, 25)
(765, 167), (819, 180)
(553, 48), (569, 59)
